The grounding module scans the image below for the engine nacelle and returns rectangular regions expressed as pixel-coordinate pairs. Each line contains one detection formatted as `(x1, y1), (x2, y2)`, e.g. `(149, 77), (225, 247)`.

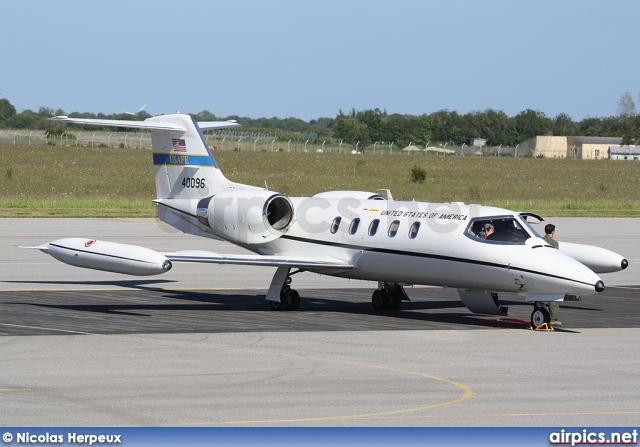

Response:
(197, 190), (295, 244)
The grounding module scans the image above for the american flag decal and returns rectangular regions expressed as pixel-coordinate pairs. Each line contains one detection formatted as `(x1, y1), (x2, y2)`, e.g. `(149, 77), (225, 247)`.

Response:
(172, 138), (187, 152)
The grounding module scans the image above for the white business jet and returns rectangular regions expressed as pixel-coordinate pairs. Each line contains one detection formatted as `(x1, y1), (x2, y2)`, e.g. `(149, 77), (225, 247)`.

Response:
(29, 113), (628, 328)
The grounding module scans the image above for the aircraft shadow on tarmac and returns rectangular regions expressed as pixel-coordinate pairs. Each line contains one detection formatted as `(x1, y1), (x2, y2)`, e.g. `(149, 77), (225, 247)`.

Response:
(2, 279), (177, 288)
(2, 282), (637, 334)
(0, 289), (624, 335)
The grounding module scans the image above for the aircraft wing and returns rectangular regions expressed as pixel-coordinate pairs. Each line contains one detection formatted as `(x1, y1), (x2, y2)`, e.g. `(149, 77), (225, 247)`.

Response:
(163, 250), (353, 270)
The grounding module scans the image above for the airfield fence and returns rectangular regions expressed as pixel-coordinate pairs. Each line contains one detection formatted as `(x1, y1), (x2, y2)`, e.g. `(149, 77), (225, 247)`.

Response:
(0, 128), (527, 156)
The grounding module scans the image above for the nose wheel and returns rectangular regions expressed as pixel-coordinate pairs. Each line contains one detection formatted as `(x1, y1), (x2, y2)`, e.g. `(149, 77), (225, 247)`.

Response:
(530, 304), (551, 328)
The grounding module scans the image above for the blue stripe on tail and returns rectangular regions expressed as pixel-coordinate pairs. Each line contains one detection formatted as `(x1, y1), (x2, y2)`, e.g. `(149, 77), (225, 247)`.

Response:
(152, 154), (216, 167)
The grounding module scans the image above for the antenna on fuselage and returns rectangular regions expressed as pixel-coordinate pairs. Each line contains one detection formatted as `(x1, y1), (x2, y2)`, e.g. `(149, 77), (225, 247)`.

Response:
(377, 189), (394, 200)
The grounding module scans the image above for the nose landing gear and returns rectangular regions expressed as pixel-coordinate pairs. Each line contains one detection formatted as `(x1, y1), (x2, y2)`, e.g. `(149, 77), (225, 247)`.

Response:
(531, 305), (550, 327)
(530, 302), (554, 331)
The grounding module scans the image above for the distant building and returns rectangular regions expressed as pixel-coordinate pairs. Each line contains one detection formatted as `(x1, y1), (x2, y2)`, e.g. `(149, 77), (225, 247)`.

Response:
(518, 136), (623, 159)
(469, 138), (487, 147)
(608, 145), (640, 160)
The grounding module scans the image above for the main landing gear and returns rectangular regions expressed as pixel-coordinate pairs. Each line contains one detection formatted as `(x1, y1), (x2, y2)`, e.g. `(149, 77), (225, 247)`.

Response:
(268, 270), (301, 312)
(371, 283), (409, 311)
(269, 280), (301, 311)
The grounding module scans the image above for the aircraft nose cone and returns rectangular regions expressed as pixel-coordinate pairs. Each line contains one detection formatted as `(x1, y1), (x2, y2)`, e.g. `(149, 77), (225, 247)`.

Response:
(595, 280), (605, 293)
(621, 259), (629, 270)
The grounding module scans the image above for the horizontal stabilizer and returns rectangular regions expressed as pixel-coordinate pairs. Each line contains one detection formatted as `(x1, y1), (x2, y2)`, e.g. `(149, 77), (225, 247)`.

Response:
(197, 121), (241, 130)
(49, 116), (186, 131)
(49, 116), (242, 131)
(164, 250), (353, 270)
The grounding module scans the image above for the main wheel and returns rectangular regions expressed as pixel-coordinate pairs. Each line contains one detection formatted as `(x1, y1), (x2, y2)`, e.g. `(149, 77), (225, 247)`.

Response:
(531, 306), (550, 328)
(289, 289), (301, 311)
(270, 288), (294, 311)
(372, 290), (387, 310)
(269, 299), (289, 311)
(388, 291), (403, 310)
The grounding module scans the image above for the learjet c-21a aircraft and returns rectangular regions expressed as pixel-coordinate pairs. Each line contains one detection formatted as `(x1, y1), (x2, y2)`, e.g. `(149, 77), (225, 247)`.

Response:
(28, 113), (628, 328)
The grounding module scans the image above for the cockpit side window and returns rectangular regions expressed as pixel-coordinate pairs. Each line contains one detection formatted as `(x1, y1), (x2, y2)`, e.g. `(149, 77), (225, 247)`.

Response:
(466, 216), (531, 243)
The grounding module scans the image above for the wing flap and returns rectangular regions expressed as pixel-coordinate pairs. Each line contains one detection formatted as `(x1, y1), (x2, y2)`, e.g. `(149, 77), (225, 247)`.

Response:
(164, 250), (353, 269)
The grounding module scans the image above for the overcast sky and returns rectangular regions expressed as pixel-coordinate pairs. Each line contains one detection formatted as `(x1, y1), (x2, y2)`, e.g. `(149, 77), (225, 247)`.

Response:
(2, 0), (638, 121)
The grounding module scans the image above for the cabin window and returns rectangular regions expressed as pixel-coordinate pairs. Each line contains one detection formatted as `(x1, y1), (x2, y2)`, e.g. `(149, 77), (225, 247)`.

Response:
(466, 216), (531, 243)
(388, 220), (400, 237)
(330, 216), (341, 234)
(348, 218), (360, 235)
(409, 222), (421, 239)
(368, 219), (380, 236)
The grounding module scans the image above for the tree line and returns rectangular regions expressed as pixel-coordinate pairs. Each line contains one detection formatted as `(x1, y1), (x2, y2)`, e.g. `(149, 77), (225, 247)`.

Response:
(1, 95), (639, 148)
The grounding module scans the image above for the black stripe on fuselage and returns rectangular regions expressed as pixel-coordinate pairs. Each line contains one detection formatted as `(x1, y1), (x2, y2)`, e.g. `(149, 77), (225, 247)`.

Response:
(280, 234), (594, 287)
(152, 202), (594, 288)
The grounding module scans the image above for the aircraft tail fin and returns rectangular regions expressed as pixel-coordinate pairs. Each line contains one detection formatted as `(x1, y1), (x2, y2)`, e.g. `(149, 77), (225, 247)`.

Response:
(50, 114), (244, 199)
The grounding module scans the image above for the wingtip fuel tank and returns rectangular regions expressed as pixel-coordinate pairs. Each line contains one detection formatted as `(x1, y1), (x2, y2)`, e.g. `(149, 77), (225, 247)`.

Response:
(558, 241), (628, 274)
(39, 238), (172, 276)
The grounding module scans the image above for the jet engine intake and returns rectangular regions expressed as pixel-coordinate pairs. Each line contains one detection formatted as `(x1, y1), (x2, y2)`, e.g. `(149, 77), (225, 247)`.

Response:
(198, 190), (295, 244)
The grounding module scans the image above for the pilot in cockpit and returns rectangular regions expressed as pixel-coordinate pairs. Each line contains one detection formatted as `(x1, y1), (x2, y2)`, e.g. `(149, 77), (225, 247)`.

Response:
(481, 223), (494, 239)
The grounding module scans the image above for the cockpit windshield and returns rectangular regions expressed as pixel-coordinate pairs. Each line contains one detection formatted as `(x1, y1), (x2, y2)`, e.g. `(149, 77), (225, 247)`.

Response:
(519, 217), (542, 238)
(466, 216), (532, 243)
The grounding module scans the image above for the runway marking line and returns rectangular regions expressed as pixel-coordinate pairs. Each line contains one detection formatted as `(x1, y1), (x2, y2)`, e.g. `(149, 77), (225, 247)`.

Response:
(0, 322), (96, 335)
(367, 409), (640, 421)
(174, 350), (474, 425)
(0, 388), (31, 392)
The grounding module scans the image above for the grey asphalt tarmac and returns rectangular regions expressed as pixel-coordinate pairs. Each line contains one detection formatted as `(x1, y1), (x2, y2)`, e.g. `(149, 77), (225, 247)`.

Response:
(0, 218), (638, 426)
